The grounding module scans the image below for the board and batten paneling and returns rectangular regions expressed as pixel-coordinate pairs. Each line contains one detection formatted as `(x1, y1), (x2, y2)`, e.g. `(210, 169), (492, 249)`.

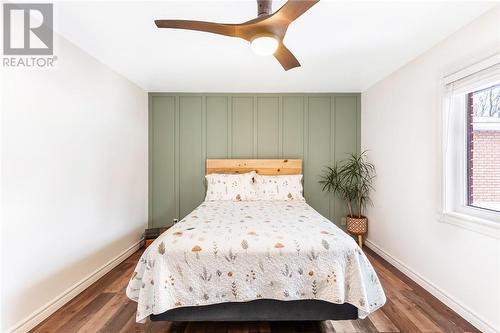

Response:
(149, 93), (360, 228)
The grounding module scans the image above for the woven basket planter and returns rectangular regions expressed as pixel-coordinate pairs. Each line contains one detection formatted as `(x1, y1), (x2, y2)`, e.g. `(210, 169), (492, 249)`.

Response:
(346, 215), (368, 235)
(346, 215), (368, 247)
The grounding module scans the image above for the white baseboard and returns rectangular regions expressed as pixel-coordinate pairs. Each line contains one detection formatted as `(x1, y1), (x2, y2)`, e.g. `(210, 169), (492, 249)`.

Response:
(365, 239), (498, 333)
(8, 238), (143, 333)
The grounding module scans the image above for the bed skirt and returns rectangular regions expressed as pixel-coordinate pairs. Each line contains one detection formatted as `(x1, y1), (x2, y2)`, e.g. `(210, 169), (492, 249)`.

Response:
(150, 299), (358, 321)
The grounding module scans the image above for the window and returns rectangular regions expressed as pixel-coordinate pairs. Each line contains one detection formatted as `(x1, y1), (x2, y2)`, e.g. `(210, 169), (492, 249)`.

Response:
(443, 58), (500, 230)
(466, 84), (500, 212)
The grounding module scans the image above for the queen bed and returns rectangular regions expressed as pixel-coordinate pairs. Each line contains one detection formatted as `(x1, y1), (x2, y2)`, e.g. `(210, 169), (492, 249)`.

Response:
(126, 159), (386, 323)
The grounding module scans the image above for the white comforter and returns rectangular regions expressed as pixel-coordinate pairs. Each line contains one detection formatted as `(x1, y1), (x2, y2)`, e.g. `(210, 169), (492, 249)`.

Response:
(127, 201), (386, 322)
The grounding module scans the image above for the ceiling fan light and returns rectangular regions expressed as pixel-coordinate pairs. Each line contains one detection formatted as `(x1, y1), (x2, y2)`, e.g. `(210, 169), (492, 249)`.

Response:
(251, 36), (279, 56)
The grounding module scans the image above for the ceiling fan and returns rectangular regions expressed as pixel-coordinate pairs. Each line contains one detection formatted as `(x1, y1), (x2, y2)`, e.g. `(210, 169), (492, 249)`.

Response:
(155, 0), (319, 71)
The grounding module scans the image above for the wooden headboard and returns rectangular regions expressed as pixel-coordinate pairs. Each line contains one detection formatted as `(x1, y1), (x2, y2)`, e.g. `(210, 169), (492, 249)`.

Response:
(206, 159), (302, 175)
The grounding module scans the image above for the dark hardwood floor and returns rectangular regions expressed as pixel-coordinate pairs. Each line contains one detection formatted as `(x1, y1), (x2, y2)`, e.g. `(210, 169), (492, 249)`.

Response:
(30, 247), (479, 333)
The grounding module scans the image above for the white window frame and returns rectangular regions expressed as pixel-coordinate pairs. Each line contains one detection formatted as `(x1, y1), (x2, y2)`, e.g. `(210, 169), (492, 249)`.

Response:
(440, 53), (500, 238)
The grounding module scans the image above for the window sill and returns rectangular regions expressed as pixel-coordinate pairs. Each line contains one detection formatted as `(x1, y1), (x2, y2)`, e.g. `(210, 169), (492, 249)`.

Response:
(438, 211), (500, 239)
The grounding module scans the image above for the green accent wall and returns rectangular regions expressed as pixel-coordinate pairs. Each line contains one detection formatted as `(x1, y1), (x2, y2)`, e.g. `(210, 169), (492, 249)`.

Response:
(149, 93), (361, 228)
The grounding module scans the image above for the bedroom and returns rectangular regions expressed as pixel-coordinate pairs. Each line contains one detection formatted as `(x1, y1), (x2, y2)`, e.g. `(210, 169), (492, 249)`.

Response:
(1, 1), (499, 332)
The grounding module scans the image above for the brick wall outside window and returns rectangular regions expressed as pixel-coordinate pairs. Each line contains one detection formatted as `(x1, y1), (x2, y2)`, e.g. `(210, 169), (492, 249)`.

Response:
(470, 130), (500, 204)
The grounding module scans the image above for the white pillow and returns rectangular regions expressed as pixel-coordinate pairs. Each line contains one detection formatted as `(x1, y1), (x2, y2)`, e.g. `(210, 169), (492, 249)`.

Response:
(255, 174), (305, 201)
(205, 171), (257, 201)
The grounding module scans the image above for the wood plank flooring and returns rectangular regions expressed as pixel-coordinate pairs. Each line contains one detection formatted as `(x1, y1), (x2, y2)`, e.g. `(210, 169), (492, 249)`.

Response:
(31, 247), (479, 333)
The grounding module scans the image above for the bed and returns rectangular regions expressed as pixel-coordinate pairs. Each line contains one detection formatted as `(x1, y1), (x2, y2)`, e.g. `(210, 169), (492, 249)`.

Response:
(127, 159), (386, 323)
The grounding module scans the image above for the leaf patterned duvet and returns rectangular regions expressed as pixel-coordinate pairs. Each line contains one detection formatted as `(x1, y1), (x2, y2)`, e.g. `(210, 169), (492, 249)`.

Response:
(127, 200), (386, 322)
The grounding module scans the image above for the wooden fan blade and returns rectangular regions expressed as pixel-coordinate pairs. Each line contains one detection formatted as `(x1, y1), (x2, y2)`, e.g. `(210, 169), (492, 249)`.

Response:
(274, 43), (300, 70)
(155, 20), (237, 38)
(275, 0), (320, 23)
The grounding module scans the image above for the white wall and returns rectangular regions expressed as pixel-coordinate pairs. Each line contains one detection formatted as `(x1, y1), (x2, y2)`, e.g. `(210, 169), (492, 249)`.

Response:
(362, 7), (500, 333)
(1, 32), (148, 331)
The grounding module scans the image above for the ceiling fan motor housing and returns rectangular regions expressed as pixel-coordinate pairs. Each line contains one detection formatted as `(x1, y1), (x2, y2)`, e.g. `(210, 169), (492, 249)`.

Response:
(258, 0), (273, 16)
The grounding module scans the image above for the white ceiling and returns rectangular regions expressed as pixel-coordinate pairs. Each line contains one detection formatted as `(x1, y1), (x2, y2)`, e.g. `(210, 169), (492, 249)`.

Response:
(52, 1), (497, 92)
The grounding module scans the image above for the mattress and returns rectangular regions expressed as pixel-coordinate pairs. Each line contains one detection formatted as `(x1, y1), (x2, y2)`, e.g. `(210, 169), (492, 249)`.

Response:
(127, 200), (386, 322)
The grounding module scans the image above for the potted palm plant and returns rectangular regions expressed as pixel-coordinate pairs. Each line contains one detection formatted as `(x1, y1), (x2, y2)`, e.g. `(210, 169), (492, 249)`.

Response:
(319, 151), (376, 247)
